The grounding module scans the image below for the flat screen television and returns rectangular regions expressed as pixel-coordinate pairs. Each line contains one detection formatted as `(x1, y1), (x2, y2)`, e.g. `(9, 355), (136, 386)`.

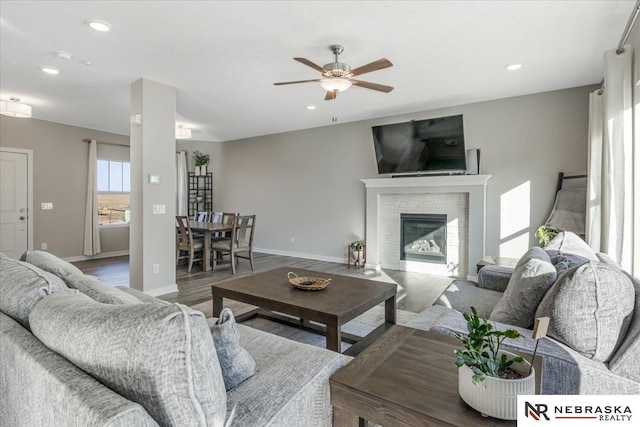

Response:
(372, 114), (466, 174)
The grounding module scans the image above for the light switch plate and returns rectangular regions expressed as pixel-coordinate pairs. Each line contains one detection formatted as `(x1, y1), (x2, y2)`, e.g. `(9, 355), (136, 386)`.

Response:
(152, 204), (166, 215)
(41, 203), (53, 210)
(148, 174), (160, 184)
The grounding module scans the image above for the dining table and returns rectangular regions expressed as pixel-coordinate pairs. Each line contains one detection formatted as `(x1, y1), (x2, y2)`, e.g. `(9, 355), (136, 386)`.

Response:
(185, 221), (234, 272)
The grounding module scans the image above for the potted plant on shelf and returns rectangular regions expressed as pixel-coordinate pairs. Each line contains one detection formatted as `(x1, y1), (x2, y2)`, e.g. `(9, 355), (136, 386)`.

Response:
(193, 151), (210, 176)
(454, 307), (535, 420)
(350, 240), (365, 263)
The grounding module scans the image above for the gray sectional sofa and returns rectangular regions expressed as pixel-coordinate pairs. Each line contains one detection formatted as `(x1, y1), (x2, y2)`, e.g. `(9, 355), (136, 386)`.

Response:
(0, 251), (348, 426)
(407, 232), (640, 395)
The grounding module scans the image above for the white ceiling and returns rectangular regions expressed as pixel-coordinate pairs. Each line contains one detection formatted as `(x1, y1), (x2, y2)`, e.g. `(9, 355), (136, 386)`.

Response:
(0, 1), (633, 142)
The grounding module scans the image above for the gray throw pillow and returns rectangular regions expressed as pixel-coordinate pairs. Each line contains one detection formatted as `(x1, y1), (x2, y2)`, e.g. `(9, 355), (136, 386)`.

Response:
(543, 232), (598, 261)
(489, 247), (557, 328)
(21, 250), (84, 277)
(210, 308), (256, 391)
(30, 292), (227, 426)
(535, 261), (635, 362)
(63, 273), (141, 305)
(0, 256), (68, 329)
(595, 253), (640, 382)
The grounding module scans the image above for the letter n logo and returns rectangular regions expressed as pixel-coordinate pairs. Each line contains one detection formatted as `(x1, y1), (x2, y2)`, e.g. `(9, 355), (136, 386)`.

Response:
(525, 402), (550, 421)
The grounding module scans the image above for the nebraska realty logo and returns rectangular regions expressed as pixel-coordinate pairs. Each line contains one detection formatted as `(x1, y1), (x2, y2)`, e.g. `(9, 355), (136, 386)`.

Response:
(518, 396), (637, 426)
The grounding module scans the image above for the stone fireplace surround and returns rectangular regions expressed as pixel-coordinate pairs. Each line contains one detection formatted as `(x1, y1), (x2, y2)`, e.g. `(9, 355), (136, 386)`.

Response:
(361, 175), (491, 279)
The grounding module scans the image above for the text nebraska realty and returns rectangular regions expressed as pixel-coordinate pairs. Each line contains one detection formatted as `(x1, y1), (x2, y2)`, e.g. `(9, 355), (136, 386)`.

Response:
(530, 403), (633, 422)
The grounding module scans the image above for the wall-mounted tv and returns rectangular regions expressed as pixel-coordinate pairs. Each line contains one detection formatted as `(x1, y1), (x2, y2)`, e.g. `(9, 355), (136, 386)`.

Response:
(372, 114), (466, 175)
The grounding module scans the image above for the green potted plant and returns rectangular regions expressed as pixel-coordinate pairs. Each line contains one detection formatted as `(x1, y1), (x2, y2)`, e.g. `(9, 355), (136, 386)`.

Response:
(454, 307), (534, 420)
(193, 151), (210, 176)
(535, 225), (558, 246)
(350, 240), (365, 263)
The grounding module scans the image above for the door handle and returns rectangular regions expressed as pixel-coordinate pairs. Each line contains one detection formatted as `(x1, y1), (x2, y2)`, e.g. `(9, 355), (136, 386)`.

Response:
(19, 216), (26, 220)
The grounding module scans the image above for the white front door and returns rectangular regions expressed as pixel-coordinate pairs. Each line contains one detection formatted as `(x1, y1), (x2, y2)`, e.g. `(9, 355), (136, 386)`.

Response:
(0, 150), (29, 259)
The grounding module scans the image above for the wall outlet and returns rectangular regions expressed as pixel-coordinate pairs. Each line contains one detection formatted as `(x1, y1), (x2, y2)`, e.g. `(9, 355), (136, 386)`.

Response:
(153, 263), (160, 274)
(41, 203), (53, 210)
(290, 237), (295, 244)
(41, 242), (47, 250)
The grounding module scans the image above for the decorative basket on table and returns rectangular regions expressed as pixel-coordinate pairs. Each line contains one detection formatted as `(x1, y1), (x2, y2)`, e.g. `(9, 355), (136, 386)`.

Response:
(287, 272), (332, 291)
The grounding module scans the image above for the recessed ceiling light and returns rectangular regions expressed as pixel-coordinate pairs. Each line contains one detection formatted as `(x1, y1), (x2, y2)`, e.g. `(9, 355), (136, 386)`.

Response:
(505, 63), (522, 71)
(306, 105), (316, 110)
(40, 66), (60, 74)
(83, 60), (93, 66)
(56, 51), (73, 60)
(87, 19), (112, 32)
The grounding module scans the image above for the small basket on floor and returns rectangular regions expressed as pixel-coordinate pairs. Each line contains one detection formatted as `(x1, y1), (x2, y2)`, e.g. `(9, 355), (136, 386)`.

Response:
(287, 272), (332, 291)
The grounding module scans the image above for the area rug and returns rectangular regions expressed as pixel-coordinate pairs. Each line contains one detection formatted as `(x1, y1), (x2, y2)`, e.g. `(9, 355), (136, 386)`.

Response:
(190, 300), (417, 352)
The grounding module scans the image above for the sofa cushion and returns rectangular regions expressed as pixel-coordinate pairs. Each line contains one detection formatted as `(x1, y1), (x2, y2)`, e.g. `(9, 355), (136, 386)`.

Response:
(548, 252), (590, 276)
(544, 232), (598, 261)
(0, 256), (68, 329)
(535, 261), (635, 362)
(434, 280), (503, 318)
(489, 247), (557, 328)
(30, 292), (227, 427)
(595, 253), (640, 382)
(209, 308), (255, 391)
(63, 273), (141, 305)
(21, 250), (84, 277)
(227, 324), (348, 426)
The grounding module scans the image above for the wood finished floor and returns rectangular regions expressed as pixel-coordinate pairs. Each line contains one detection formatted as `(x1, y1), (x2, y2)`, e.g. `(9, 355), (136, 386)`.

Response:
(72, 252), (455, 314)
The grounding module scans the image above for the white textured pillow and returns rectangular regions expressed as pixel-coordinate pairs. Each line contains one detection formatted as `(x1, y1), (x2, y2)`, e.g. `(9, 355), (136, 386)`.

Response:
(535, 261), (635, 362)
(489, 247), (557, 328)
(63, 273), (141, 305)
(30, 292), (227, 426)
(21, 250), (84, 277)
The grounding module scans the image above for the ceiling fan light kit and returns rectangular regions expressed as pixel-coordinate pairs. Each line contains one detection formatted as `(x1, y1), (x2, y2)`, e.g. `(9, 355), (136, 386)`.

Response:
(274, 44), (393, 100)
(0, 97), (32, 118)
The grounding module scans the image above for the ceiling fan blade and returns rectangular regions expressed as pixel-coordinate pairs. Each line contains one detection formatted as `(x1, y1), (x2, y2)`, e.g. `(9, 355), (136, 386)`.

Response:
(294, 57), (327, 73)
(325, 91), (337, 101)
(273, 79), (322, 86)
(351, 79), (394, 93)
(349, 58), (393, 77)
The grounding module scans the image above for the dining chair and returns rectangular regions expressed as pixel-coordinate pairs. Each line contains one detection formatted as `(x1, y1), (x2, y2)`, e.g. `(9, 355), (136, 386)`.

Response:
(211, 212), (238, 243)
(176, 216), (204, 272)
(212, 215), (255, 274)
(194, 211), (209, 222)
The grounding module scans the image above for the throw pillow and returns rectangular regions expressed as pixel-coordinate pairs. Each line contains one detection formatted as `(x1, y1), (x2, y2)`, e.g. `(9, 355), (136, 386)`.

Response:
(543, 232), (598, 261)
(595, 253), (640, 382)
(29, 292), (227, 427)
(0, 256), (68, 329)
(489, 247), (557, 328)
(535, 261), (635, 362)
(21, 250), (84, 277)
(549, 252), (590, 276)
(63, 273), (141, 305)
(210, 308), (256, 391)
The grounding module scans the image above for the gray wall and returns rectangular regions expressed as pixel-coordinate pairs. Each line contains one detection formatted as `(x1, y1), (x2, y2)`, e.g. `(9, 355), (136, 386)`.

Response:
(218, 85), (596, 261)
(0, 116), (130, 258)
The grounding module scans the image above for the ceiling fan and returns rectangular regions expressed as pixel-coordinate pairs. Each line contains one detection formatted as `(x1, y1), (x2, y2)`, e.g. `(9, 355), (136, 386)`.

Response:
(273, 45), (394, 101)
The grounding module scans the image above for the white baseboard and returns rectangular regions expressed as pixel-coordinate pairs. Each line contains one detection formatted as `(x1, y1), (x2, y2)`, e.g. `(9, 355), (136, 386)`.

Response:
(63, 250), (129, 263)
(145, 284), (179, 297)
(253, 247), (344, 264)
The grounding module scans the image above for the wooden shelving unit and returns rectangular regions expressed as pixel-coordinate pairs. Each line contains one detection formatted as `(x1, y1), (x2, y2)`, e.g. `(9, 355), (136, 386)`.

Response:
(188, 172), (212, 218)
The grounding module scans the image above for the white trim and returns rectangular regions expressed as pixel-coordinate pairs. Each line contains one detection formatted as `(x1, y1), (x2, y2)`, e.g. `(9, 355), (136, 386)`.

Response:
(145, 283), (179, 297)
(0, 147), (34, 252)
(99, 223), (130, 229)
(254, 247), (344, 264)
(63, 250), (129, 262)
(361, 174), (492, 188)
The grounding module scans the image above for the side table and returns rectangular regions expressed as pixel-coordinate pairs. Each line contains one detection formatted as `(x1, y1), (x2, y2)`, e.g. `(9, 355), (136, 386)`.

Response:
(330, 325), (541, 426)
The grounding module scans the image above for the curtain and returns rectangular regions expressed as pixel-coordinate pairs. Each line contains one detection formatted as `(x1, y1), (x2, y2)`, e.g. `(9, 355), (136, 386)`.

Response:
(83, 140), (101, 255)
(587, 45), (635, 274)
(176, 151), (188, 216)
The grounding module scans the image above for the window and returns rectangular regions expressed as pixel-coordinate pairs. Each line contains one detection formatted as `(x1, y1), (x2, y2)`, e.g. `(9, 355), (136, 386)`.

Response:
(97, 160), (130, 225)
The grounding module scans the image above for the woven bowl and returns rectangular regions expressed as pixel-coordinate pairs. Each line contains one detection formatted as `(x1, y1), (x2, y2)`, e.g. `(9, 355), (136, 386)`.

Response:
(287, 272), (332, 291)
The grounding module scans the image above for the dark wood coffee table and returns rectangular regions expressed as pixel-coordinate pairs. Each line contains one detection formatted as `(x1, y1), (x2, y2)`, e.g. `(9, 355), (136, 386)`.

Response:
(211, 267), (397, 355)
(330, 326), (541, 426)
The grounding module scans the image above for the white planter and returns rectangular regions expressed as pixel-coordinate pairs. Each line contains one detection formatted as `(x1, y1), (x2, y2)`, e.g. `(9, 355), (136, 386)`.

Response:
(195, 166), (201, 176)
(202, 164), (208, 175)
(458, 350), (535, 420)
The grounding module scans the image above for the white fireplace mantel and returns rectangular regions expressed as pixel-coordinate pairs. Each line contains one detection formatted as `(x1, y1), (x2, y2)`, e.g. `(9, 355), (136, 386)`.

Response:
(361, 175), (491, 278)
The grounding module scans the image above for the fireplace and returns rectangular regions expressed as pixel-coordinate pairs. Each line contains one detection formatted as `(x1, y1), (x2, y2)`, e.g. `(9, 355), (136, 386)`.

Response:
(400, 213), (447, 264)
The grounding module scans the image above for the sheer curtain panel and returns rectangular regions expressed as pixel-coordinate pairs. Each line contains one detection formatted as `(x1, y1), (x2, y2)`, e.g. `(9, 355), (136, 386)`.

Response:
(587, 45), (635, 274)
(83, 139), (101, 255)
(176, 151), (188, 216)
